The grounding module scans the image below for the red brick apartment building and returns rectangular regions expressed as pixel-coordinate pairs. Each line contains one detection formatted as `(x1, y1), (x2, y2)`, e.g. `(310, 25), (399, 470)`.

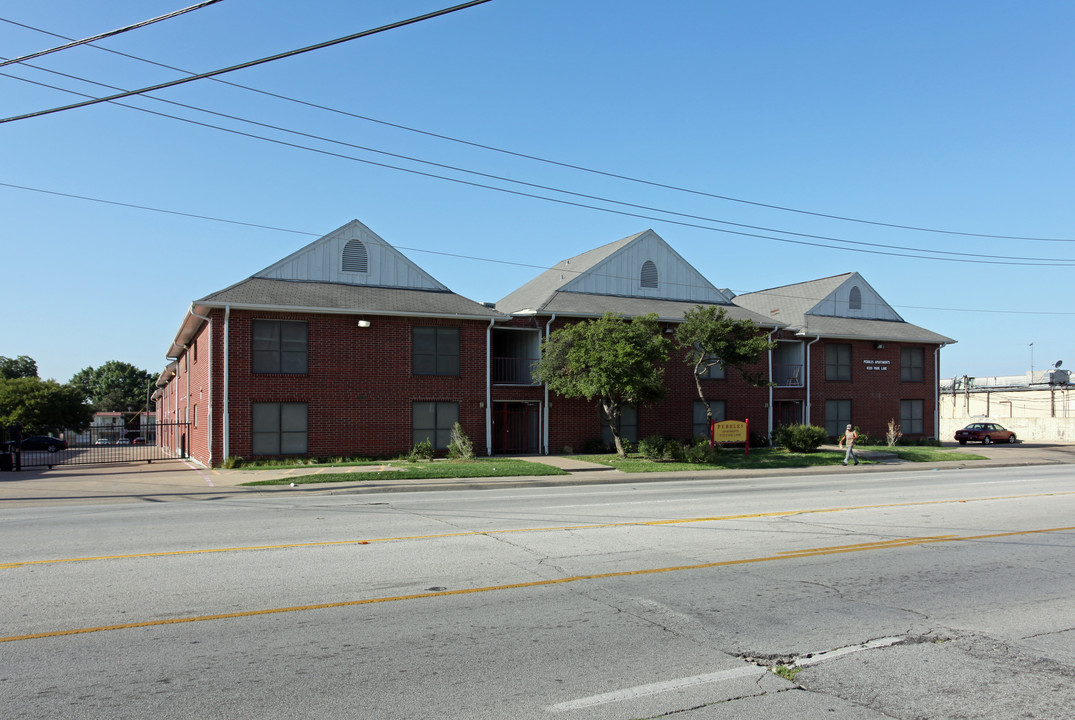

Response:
(156, 220), (954, 466)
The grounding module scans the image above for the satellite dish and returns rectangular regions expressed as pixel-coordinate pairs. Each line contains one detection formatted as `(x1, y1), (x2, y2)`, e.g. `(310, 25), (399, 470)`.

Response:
(1055, 360), (1063, 368)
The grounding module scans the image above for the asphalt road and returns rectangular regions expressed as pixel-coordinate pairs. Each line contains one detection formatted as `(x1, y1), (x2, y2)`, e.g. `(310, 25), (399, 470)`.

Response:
(2, 463), (1073, 719)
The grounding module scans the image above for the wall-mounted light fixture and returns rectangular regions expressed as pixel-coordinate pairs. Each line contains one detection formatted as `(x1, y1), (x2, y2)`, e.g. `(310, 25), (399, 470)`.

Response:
(874, 342), (884, 350)
(357, 320), (371, 328)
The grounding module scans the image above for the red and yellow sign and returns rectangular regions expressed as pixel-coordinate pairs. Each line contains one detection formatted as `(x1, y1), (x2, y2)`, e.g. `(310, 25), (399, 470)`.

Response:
(711, 419), (750, 455)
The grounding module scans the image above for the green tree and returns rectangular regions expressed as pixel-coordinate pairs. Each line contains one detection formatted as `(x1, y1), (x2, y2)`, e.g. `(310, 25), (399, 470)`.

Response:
(534, 313), (670, 457)
(69, 361), (156, 412)
(0, 377), (93, 430)
(674, 306), (776, 427)
(0, 355), (38, 379)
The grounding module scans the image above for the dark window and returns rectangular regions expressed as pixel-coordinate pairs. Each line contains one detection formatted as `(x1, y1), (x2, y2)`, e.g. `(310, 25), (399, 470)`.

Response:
(825, 399), (852, 437)
(695, 348), (726, 379)
(900, 399), (924, 435)
(413, 327), (460, 376)
(849, 286), (862, 311)
(901, 347), (925, 381)
(693, 400), (726, 439)
(253, 320), (308, 374)
(826, 343), (851, 381)
(252, 402), (308, 455)
(640, 260), (658, 289)
(342, 239), (369, 273)
(412, 401), (459, 450)
(601, 405), (638, 447)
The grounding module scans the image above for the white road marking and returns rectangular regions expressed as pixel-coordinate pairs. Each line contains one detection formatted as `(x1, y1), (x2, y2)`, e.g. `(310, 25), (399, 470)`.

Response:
(546, 666), (765, 712)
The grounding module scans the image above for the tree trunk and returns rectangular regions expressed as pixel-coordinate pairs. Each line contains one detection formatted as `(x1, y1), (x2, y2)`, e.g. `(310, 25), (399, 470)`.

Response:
(601, 399), (626, 457)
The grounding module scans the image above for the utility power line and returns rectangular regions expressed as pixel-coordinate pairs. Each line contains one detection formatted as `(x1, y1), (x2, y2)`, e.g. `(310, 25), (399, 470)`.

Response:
(1, 12), (1071, 244)
(5, 66), (1074, 269)
(0, 0), (493, 124)
(0, 1), (223, 69)
(5, 176), (1075, 323)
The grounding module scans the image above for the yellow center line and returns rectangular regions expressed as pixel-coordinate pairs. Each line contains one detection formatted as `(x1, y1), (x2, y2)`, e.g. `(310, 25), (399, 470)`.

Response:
(3, 525), (1072, 645)
(2, 490), (1073, 570)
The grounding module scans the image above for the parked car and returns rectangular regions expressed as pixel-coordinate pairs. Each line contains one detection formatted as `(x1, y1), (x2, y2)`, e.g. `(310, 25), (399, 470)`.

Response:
(116, 437), (132, 445)
(94, 437), (112, 446)
(132, 437), (146, 445)
(955, 423), (1017, 445)
(4, 436), (68, 452)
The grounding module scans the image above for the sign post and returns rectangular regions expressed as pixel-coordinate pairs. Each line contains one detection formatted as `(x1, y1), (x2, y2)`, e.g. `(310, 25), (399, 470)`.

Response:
(711, 418), (750, 456)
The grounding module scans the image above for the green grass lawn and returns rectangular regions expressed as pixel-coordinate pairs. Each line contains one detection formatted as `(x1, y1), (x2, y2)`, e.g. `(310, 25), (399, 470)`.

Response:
(574, 445), (983, 473)
(239, 458), (568, 486)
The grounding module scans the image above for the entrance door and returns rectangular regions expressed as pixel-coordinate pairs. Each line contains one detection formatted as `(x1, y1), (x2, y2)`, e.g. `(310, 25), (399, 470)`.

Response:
(773, 401), (802, 429)
(494, 402), (541, 454)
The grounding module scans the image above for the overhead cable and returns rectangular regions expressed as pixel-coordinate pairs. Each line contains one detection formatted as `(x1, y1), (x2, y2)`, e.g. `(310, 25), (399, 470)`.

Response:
(0, 1), (224, 69)
(0, 0), (493, 124)
(5, 65), (1074, 268)
(1, 11), (1070, 243)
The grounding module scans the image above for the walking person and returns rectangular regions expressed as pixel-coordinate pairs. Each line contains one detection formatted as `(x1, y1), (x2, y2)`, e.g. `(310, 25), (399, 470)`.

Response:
(839, 424), (859, 466)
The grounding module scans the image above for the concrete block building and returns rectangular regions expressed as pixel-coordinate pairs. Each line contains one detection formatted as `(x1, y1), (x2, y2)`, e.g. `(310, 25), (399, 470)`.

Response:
(157, 220), (955, 466)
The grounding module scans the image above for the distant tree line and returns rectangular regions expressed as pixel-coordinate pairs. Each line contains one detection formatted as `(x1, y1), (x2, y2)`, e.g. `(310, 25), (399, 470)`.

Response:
(0, 356), (156, 432)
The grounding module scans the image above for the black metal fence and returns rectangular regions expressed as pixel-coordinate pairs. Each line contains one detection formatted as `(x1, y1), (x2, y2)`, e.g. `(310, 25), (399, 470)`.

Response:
(1, 423), (190, 470)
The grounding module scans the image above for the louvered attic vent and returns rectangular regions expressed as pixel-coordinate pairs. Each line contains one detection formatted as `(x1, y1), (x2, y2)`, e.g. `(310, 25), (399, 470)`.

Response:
(342, 239), (369, 273)
(640, 260), (658, 288)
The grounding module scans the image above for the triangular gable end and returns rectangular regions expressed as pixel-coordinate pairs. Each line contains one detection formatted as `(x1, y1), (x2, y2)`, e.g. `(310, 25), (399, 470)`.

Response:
(253, 219), (449, 291)
(560, 230), (732, 304)
(806, 273), (902, 321)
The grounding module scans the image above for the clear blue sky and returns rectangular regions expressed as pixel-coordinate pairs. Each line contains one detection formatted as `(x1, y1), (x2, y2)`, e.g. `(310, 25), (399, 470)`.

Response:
(2, 1), (1072, 384)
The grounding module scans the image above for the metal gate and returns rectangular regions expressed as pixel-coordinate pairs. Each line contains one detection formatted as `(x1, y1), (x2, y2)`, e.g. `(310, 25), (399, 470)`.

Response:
(1, 423), (190, 470)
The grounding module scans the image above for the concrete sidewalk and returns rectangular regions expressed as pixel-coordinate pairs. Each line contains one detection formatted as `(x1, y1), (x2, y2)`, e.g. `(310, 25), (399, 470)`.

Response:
(1, 442), (1072, 505)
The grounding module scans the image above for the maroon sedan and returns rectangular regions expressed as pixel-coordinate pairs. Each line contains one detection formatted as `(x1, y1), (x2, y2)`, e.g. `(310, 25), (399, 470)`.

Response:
(955, 423), (1017, 445)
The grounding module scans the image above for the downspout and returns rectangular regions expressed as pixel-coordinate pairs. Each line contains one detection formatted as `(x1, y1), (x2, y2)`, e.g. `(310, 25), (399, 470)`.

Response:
(543, 314), (556, 455)
(934, 344), (944, 439)
(767, 329), (776, 443)
(190, 306), (212, 465)
(223, 305), (231, 462)
(486, 318), (495, 456)
(804, 335), (821, 425)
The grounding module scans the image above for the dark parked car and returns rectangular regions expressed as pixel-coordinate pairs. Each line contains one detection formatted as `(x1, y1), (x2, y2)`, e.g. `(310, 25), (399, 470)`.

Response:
(955, 423), (1017, 445)
(5, 435), (69, 452)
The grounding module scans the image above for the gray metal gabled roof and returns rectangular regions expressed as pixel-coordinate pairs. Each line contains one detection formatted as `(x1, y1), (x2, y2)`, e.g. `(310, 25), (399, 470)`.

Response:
(497, 229), (735, 315)
(194, 277), (501, 319)
(733, 273), (955, 344)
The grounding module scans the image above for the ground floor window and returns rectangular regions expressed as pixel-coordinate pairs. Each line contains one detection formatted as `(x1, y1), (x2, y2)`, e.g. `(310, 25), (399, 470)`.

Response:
(825, 400), (852, 437)
(413, 401), (459, 450)
(252, 402), (307, 455)
(601, 405), (637, 447)
(693, 400), (726, 439)
(900, 399), (924, 435)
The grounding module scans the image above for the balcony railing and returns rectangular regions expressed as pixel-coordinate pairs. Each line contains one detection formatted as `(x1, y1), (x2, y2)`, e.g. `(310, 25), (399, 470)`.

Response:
(773, 363), (803, 387)
(493, 356), (540, 385)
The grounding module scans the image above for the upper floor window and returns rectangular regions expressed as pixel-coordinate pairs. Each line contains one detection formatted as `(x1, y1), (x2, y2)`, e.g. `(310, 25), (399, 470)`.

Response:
(640, 260), (658, 289)
(849, 286), (862, 310)
(342, 239), (369, 273)
(413, 327), (460, 376)
(825, 343), (851, 381)
(901, 347), (925, 381)
(253, 320), (308, 374)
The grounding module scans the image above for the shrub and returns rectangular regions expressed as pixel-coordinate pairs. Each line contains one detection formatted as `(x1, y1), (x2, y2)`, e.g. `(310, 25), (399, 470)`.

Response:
(685, 438), (719, 464)
(638, 435), (666, 460)
(662, 439), (686, 462)
(447, 422), (474, 460)
(773, 424), (828, 453)
(886, 419), (903, 447)
(223, 455), (244, 469)
(408, 438), (434, 462)
(582, 438), (610, 454)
